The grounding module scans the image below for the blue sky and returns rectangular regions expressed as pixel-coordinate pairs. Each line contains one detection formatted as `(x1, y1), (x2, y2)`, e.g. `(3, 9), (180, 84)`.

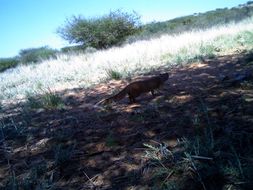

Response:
(0, 0), (249, 58)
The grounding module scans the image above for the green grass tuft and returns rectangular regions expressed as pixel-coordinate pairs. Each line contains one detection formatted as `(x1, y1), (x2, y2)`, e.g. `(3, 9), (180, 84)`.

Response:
(26, 88), (64, 110)
(106, 69), (123, 80)
(41, 90), (64, 110)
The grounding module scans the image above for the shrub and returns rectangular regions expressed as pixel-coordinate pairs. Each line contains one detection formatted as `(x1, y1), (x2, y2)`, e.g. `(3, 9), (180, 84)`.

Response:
(60, 45), (84, 53)
(57, 10), (142, 49)
(19, 46), (58, 64)
(0, 57), (19, 72)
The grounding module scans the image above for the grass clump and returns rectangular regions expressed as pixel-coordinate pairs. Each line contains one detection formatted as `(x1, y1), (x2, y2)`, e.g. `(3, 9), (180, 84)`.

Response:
(172, 47), (192, 65)
(106, 69), (123, 80)
(41, 90), (64, 110)
(198, 42), (216, 58)
(26, 93), (42, 109)
(236, 30), (253, 49)
(26, 88), (64, 110)
(54, 143), (76, 166)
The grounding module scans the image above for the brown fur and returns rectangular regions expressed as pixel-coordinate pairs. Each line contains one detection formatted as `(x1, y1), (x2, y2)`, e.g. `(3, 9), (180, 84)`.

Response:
(97, 73), (169, 105)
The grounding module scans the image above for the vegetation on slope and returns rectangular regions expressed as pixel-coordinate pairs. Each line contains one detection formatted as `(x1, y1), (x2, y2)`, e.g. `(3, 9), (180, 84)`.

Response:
(1, 1), (253, 72)
(1, 17), (253, 103)
(135, 1), (253, 40)
(0, 46), (58, 73)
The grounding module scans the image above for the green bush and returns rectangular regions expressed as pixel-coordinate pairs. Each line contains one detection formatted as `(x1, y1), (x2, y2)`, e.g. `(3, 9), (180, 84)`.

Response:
(60, 45), (84, 53)
(0, 57), (19, 72)
(19, 46), (58, 64)
(60, 45), (97, 54)
(57, 10), (141, 49)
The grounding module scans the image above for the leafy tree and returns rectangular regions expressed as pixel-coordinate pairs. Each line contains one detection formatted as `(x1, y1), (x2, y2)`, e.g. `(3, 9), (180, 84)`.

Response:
(57, 10), (141, 49)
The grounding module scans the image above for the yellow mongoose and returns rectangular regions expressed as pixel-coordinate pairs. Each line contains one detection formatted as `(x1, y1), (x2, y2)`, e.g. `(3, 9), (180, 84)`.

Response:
(97, 73), (169, 104)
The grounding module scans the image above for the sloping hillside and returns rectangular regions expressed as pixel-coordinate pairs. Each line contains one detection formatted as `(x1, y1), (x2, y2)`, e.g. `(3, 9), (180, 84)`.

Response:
(1, 17), (253, 105)
(138, 1), (253, 39)
(1, 50), (253, 189)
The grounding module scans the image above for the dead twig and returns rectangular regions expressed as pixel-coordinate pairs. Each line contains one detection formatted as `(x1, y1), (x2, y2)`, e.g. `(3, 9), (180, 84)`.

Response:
(83, 171), (96, 188)
(186, 153), (207, 190)
(191, 155), (213, 161)
(162, 170), (174, 184)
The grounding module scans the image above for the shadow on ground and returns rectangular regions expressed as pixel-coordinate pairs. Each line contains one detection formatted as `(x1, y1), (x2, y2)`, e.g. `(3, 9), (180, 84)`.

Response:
(0, 52), (253, 189)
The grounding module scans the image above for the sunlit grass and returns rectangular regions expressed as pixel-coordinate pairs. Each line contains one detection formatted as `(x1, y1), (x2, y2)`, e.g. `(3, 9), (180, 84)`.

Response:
(1, 17), (253, 104)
